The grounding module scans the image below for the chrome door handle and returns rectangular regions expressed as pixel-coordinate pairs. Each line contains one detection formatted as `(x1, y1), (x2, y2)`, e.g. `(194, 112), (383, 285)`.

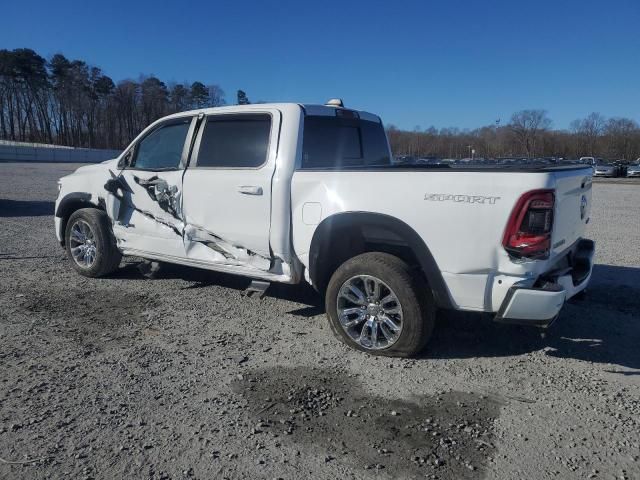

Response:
(238, 185), (263, 196)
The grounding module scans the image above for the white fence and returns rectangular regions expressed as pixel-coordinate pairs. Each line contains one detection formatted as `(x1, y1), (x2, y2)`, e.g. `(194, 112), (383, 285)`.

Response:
(0, 141), (121, 163)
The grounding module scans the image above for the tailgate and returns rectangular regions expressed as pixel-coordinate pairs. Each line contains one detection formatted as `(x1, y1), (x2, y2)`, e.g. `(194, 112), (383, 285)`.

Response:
(551, 168), (592, 256)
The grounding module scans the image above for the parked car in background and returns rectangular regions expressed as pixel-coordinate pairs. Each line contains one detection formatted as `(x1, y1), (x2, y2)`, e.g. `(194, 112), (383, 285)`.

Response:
(627, 162), (640, 177)
(594, 163), (618, 177)
(579, 157), (597, 167)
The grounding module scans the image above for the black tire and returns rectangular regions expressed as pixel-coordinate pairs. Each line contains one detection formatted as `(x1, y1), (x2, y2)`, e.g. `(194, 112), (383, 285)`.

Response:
(65, 208), (121, 278)
(325, 252), (436, 357)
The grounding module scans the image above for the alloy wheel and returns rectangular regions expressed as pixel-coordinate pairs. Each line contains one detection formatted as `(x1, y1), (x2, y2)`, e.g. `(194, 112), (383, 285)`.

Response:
(336, 275), (404, 350)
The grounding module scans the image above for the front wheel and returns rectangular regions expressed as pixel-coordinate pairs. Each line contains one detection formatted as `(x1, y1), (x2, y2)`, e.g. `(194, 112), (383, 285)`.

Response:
(325, 252), (435, 357)
(65, 208), (121, 278)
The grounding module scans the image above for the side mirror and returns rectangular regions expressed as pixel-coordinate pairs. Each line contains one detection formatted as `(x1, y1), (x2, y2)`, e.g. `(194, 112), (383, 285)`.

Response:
(118, 151), (132, 169)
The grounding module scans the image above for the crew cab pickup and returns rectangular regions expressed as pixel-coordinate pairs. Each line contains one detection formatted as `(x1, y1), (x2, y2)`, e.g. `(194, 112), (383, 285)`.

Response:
(55, 101), (595, 356)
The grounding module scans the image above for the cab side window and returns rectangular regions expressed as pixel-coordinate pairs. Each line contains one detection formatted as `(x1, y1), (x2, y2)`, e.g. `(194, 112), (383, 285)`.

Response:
(196, 114), (271, 168)
(133, 119), (191, 170)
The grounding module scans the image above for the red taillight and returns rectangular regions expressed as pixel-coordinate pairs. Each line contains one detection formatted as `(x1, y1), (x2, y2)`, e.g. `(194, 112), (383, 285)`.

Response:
(502, 189), (555, 259)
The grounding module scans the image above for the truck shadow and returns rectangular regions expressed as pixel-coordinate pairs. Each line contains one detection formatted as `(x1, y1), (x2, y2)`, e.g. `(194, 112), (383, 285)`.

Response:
(274, 262), (640, 372)
(113, 261), (640, 371)
(0, 198), (54, 217)
(112, 261), (322, 307)
(426, 264), (640, 372)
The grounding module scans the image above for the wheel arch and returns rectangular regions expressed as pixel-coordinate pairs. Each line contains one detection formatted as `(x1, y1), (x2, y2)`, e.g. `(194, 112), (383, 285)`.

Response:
(308, 212), (453, 309)
(56, 192), (103, 246)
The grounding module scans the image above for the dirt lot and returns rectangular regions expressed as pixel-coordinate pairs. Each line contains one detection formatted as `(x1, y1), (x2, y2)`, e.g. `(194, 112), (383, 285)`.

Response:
(0, 162), (639, 480)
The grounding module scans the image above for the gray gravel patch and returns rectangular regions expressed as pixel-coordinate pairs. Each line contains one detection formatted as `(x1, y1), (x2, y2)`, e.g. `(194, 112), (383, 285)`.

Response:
(0, 162), (638, 479)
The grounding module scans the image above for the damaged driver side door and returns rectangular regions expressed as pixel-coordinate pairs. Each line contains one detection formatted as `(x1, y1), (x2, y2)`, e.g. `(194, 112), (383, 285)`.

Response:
(105, 116), (196, 260)
(181, 111), (279, 272)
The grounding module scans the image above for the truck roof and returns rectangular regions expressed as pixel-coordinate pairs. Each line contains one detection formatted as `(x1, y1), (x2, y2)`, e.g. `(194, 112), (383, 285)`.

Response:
(161, 102), (382, 123)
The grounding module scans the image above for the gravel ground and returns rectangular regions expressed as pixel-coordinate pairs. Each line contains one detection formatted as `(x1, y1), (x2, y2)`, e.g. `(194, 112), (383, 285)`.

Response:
(0, 162), (639, 480)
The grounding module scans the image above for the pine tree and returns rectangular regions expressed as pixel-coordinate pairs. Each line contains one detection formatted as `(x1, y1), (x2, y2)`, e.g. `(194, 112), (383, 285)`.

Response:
(190, 81), (209, 108)
(236, 89), (250, 105)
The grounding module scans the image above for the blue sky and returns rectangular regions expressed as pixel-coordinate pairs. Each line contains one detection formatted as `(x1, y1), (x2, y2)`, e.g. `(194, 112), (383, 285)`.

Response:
(2, 0), (639, 130)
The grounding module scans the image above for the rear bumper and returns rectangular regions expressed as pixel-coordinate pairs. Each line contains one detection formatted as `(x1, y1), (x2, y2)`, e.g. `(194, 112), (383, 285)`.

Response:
(494, 239), (595, 328)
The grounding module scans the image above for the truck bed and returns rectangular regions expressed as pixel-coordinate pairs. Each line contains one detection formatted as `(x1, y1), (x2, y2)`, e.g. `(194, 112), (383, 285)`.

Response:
(291, 165), (593, 312)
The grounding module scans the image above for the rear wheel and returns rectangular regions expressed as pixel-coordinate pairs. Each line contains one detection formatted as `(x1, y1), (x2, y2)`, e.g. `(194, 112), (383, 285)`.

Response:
(65, 208), (121, 278)
(325, 252), (435, 357)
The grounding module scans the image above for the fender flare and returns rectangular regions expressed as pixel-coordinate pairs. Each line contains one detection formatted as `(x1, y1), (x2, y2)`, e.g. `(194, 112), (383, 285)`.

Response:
(55, 192), (99, 246)
(308, 212), (454, 309)
(55, 192), (94, 218)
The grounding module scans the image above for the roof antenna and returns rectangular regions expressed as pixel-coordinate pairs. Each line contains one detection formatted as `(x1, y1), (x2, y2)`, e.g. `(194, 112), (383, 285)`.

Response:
(325, 98), (344, 107)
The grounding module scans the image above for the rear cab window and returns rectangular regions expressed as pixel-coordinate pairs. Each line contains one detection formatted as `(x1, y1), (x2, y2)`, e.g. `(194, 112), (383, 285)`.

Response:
(195, 114), (271, 168)
(302, 114), (390, 169)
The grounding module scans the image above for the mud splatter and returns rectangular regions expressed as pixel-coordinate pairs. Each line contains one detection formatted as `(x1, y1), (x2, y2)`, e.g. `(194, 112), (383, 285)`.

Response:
(19, 288), (156, 353)
(233, 367), (502, 479)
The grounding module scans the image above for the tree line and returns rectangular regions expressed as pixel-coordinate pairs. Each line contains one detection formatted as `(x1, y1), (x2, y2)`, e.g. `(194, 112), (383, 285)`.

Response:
(387, 110), (640, 161)
(1, 48), (639, 159)
(0, 48), (235, 149)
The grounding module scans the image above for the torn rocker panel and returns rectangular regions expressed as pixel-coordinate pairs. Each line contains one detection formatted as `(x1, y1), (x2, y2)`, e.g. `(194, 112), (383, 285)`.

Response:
(183, 223), (273, 270)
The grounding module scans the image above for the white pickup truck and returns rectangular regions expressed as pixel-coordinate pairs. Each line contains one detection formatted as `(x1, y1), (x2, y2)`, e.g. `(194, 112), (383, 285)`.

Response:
(55, 101), (595, 356)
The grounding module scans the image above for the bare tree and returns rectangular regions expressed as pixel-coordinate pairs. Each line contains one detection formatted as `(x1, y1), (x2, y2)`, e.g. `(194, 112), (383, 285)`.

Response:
(508, 110), (552, 158)
(207, 85), (225, 107)
(604, 117), (639, 160)
(571, 112), (605, 155)
(385, 110), (640, 161)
